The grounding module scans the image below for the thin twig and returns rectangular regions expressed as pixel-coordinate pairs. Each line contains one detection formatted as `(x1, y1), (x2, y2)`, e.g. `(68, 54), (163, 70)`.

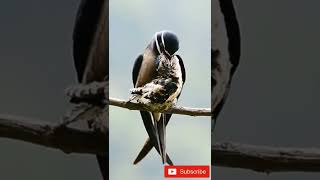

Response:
(109, 97), (211, 116)
(65, 82), (211, 116)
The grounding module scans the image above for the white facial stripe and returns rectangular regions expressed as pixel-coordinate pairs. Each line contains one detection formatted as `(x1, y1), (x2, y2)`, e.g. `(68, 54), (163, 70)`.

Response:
(154, 33), (161, 54)
(161, 31), (165, 49)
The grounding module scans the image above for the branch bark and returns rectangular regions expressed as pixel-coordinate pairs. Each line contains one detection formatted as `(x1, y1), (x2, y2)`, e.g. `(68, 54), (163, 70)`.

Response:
(212, 142), (320, 173)
(109, 97), (211, 116)
(2, 114), (320, 172)
(0, 114), (106, 155)
(65, 82), (211, 116)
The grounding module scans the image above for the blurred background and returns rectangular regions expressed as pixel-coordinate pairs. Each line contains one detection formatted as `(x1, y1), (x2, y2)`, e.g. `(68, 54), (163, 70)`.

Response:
(1, 1), (319, 180)
(109, 0), (211, 179)
(213, 0), (320, 179)
(0, 1), (103, 179)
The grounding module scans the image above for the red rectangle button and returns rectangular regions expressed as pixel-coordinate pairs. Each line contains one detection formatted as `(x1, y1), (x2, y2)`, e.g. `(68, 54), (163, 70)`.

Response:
(164, 165), (210, 178)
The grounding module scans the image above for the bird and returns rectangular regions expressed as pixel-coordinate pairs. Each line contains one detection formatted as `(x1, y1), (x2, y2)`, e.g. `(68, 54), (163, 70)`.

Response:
(131, 31), (186, 165)
(72, 0), (107, 179)
(212, 0), (240, 129)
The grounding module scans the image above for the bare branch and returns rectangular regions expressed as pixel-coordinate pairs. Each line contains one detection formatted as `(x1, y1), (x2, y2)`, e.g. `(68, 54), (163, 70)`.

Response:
(109, 97), (211, 116)
(2, 114), (320, 173)
(65, 82), (211, 116)
(212, 142), (320, 173)
(0, 114), (106, 155)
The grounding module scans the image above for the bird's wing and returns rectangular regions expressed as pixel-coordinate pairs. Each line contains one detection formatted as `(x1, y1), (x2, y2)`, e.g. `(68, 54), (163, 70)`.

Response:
(132, 54), (143, 85)
(132, 54), (165, 162)
(155, 112), (166, 164)
(134, 50), (158, 88)
(133, 54), (186, 165)
(133, 111), (174, 165)
(73, 0), (107, 83)
(176, 55), (186, 84)
(212, 0), (240, 127)
(72, 0), (107, 179)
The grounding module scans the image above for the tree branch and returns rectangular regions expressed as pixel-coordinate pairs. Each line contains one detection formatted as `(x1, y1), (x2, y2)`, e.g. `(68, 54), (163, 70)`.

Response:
(109, 97), (211, 116)
(212, 142), (320, 173)
(2, 113), (320, 172)
(65, 82), (211, 116)
(0, 114), (106, 155)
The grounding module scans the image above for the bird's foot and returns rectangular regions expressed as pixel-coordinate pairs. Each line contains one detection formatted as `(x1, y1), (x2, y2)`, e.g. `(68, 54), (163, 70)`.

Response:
(129, 87), (143, 94)
(129, 94), (152, 105)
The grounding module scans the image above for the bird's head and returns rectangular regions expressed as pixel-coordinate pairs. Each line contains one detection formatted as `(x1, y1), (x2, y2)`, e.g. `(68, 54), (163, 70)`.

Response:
(153, 31), (179, 59)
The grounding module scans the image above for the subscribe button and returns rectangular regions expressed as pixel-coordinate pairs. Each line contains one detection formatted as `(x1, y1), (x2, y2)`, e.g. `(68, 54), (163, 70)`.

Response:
(164, 165), (210, 178)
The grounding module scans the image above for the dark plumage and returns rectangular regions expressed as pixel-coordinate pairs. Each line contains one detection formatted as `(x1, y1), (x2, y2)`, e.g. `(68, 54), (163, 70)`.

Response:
(72, 0), (107, 179)
(132, 31), (186, 165)
(73, 0), (107, 83)
(131, 54), (180, 105)
(212, 0), (240, 127)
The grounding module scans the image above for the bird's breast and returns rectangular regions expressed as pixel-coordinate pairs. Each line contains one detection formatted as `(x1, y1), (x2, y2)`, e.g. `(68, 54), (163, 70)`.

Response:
(165, 56), (183, 103)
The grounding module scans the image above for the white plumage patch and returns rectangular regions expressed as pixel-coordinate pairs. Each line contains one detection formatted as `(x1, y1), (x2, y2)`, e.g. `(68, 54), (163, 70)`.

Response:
(130, 54), (183, 112)
(212, 0), (233, 111)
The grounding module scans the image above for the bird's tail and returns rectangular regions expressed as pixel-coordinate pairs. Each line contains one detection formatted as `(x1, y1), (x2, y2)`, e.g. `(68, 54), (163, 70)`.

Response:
(133, 138), (173, 165)
(133, 139), (153, 164)
(155, 114), (166, 164)
(134, 113), (174, 165)
(136, 112), (173, 165)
